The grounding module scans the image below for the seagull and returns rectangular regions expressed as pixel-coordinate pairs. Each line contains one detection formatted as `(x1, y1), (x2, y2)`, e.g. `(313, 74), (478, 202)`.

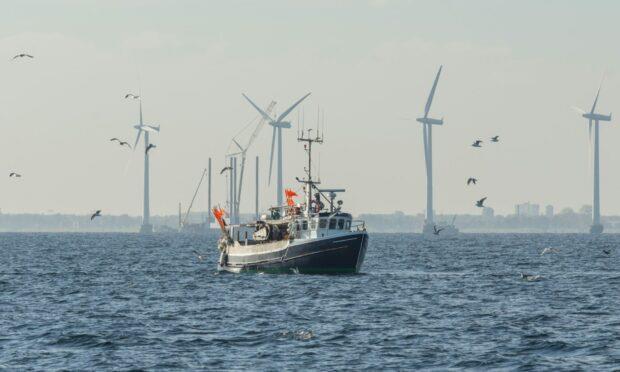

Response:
(9, 172), (22, 178)
(521, 273), (542, 282)
(433, 225), (444, 235)
(124, 93), (140, 99)
(119, 141), (132, 149)
(475, 197), (487, 208)
(491, 136), (499, 142)
(540, 247), (560, 256)
(90, 210), (102, 220)
(110, 137), (120, 143)
(467, 177), (477, 185)
(472, 140), (483, 148)
(220, 166), (232, 175)
(145, 144), (156, 154)
(603, 249), (611, 255)
(192, 250), (204, 261)
(12, 53), (34, 60)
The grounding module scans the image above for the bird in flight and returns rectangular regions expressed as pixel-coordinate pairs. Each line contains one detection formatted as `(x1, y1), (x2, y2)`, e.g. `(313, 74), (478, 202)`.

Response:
(433, 225), (444, 235)
(145, 144), (156, 154)
(603, 249), (611, 255)
(475, 197), (487, 208)
(220, 166), (232, 175)
(12, 53), (34, 60)
(467, 177), (477, 185)
(491, 136), (499, 142)
(90, 210), (102, 220)
(111, 138), (132, 149)
(9, 172), (22, 178)
(540, 247), (559, 256)
(125, 93), (140, 99)
(472, 140), (483, 148)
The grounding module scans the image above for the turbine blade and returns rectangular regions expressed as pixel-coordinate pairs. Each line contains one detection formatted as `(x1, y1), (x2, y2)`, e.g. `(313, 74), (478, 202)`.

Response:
(242, 93), (275, 123)
(424, 65), (443, 118)
(571, 106), (586, 115)
(276, 92), (311, 123)
(268, 126), (276, 185)
(133, 129), (142, 151)
(590, 74), (605, 113)
(139, 100), (143, 125)
(232, 138), (244, 152)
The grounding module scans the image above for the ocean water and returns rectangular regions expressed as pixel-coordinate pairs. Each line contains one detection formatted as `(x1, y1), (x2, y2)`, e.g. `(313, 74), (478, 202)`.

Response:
(1, 232), (619, 370)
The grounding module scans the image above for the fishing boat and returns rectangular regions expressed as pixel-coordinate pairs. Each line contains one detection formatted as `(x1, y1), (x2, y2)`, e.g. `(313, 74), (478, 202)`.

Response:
(212, 129), (368, 274)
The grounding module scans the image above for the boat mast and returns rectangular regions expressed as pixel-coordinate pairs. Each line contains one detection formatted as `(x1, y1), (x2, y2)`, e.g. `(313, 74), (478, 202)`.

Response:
(297, 128), (323, 217)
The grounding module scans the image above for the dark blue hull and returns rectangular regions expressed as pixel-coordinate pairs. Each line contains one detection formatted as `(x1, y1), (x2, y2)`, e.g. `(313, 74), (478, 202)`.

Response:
(220, 232), (368, 274)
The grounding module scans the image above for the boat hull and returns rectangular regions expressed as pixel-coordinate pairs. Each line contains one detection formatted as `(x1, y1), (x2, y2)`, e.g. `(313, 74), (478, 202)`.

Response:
(219, 232), (368, 274)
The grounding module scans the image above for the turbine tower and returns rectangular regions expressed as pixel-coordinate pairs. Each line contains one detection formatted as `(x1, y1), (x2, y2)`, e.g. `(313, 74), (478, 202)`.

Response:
(242, 93), (311, 208)
(132, 99), (160, 233)
(574, 77), (612, 234)
(415, 66), (444, 235)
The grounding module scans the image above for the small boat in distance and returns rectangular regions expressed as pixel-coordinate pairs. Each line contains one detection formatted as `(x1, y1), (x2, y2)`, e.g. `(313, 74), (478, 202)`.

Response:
(212, 129), (368, 274)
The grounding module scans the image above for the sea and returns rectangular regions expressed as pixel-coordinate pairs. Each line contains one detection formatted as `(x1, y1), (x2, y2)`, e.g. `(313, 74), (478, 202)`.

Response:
(1, 232), (618, 371)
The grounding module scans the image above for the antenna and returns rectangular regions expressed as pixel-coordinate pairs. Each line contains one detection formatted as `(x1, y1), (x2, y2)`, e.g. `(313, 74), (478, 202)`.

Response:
(318, 152), (321, 183)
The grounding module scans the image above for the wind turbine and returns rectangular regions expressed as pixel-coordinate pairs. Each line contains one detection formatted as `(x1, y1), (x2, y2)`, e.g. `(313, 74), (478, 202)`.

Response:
(415, 66), (444, 235)
(573, 76), (612, 234)
(242, 92), (311, 208)
(227, 101), (277, 224)
(132, 99), (160, 233)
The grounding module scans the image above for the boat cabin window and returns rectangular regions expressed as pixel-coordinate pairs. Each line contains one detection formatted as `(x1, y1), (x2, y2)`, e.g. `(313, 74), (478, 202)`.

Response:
(319, 219), (327, 228)
(337, 218), (344, 229)
(329, 218), (337, 230)
(345, 220), (351, 230)
(302, 220), (308, 230)
(310, 219), (317, 229)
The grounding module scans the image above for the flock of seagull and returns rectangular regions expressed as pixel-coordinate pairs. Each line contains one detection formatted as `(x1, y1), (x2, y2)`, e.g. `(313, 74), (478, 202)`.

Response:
(10, 51), (157, 222)
(468, 135), (500, 210)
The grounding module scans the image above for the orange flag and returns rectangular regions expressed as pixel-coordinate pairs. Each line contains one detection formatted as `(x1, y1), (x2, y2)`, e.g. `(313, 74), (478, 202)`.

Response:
(285, 189), (298, 207)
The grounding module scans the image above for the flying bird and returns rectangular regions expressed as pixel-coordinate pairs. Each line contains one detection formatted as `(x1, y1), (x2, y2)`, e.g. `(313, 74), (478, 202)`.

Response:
(119, 141), (132, 149)
(220, 166), (232, 175)
(124, 93), (140, 99)
(467, 177), (477, 185)
(540, 247), (560, 256)
(9, 172), (21, 178)
(433, 225), (444, 235)
(475, 197), (487, 208)
(12, 53), (34, 60)
(145, 144), (156, 154)
(472, 140), (483, 148)
(491, 136), (499, 142)
(90, 210), (102, 220)
(110, 137), (120, 143)
(603, 249), (611, 255)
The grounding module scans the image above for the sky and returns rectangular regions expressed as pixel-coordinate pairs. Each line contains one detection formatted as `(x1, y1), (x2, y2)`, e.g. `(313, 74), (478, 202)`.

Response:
(1, 0), (620, 217)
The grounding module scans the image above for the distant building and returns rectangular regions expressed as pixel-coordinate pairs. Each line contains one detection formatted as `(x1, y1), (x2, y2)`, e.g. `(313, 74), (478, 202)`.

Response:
(515, 202), (540, 217)
(482, 207), (494, 218)
(545, 205), (554, 218)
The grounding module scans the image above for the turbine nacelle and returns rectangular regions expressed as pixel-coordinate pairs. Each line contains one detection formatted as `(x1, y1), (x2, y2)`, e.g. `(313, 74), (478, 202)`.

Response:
(582, 113), (612, 122)
(269, 121), (292, 129)
(416, 117), (444, 125)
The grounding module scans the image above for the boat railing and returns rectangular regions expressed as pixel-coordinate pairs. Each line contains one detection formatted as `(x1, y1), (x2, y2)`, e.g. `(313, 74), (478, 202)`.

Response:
(351, 220), (366, 232)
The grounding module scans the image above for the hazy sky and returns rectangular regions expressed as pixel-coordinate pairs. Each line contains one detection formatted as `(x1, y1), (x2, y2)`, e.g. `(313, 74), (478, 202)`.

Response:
(1, 0), (620, 217)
